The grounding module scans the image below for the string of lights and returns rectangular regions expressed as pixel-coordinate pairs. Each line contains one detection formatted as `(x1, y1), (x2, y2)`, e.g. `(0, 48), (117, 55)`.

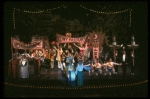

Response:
(15, 5), (65, 13)
(13, 8), (15, 29)
(13, 5), (132, 29)
(4, 79), (148, 89)
(129, 8), (132, 27)
(13, 5), (65, 30)
(80, 5), (132, 27)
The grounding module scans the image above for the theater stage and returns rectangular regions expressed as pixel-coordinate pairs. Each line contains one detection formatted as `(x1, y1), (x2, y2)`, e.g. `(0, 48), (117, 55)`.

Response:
(4, 62), (148, 98)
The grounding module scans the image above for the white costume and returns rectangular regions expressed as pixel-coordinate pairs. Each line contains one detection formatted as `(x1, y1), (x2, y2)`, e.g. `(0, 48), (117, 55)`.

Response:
(19, 59), (29, 78)
(93, 63), (102, 76)
(54, 46), (63, 69)
(54, 43), (66, 69)
(103, 62), (120, 75)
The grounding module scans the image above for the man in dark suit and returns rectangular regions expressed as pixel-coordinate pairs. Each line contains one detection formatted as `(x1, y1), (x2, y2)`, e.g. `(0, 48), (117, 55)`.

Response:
(129, 51), (135, 75)
(113, 50), (120, 74)
(121, 50), (128, 77)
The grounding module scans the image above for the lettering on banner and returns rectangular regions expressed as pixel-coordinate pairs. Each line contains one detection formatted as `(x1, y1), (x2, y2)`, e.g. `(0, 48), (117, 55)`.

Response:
(62, 37), (65, 41)
(56, 34), (87, 44)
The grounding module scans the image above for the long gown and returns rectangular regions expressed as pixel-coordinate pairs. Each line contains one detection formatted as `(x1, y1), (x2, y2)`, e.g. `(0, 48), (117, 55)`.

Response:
(19, 59), (29, 78)
(75, 64), (91, 86)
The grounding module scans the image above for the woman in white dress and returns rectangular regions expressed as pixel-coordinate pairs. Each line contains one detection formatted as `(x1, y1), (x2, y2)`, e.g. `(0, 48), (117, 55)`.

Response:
(19, 55), (29, 78)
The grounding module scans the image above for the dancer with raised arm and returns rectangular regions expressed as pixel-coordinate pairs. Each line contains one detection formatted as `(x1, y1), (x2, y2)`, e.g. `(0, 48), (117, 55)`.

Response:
(73, 43), (85, 57)
(53, 43), (66, 69)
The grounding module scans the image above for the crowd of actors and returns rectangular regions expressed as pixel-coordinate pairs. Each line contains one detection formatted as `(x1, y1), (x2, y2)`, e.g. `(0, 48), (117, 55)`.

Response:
(49, 43), (135, 74)
(10, 42), (136, 86)
(47, 42), (136, 86)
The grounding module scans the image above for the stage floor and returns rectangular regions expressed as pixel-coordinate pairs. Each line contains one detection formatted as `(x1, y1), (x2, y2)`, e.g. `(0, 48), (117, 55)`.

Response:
(4, 62), (148, 98)
(5, 62), (147, 86)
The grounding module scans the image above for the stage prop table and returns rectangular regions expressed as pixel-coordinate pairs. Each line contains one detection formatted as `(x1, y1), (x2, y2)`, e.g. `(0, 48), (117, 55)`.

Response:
(109, 36), (121, 63)
(127, 35), (139, 66)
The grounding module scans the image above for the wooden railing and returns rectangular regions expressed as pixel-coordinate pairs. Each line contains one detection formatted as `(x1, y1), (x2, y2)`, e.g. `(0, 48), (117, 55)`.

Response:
(8, 59), (20, 78)
(8, 59), (12, 76)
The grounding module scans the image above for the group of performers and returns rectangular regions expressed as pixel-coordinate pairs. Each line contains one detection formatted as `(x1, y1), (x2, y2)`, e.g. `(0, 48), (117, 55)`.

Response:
(49, 42), (136, 86)
(11, 41), (136, 86)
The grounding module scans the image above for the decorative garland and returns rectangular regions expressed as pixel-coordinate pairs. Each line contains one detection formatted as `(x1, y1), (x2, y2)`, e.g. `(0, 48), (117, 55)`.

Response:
(13, 5), (65, 29)
(80, 5), (132, 27)
(15, 5), (64, 13)
(13, 4), (132, 30)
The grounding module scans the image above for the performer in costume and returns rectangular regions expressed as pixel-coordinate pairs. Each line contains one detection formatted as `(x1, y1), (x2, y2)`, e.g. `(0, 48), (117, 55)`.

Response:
(113, 50), (120, 74)
(61, 52), (66, 71)
(54, 46), (63, 69)
(84, 60), (93, 76)
(102, 61), (108, 76)
(91, 60), (96, 76)
(65, 52), (74, 77)
(66, 53), (76, 86)
(102, 58), (122, 76)
(93, 56), (97, 64)
(50, 48), (55, 69)
(19, 55), (29, 78)
(73, 50), (79, 69)
(95, 59), (103, 76)
(75, 61), (91, 86)
(54, 43), (66, 69)
(85, 39), (91, 58)
(129, 51), (135, 75)
(73, 43), (85, 57)
(36, 50), (39, 57)
(78, 53), (84, 65)
(121, 50), (128, 77)
(39, 50), (43, 57)
(66, 52), (73, 66)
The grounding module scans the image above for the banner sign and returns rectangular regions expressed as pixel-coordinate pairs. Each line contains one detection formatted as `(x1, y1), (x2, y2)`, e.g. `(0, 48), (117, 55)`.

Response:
(93, 34), (99, 59)
(56, 34), (87, 44)
(12, 37), (43, 50)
